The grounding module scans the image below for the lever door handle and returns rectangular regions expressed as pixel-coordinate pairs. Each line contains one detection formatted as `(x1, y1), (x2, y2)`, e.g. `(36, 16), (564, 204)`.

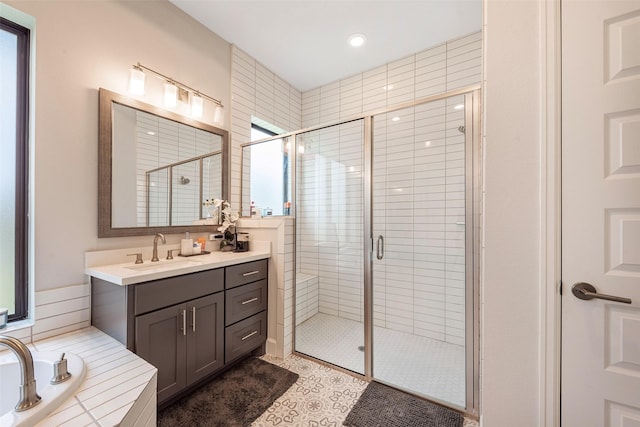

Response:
(571, 282), (632, 304)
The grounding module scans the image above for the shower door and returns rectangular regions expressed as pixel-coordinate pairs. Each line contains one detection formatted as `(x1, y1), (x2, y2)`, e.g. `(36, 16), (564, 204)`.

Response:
(294, 119), (366, 374)
(370, 92), (475, 409)
(293, 89), (478, 413)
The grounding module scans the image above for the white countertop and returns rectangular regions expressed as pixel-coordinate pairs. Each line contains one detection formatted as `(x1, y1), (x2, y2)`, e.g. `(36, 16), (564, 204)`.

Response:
(85, 241), (270, 286)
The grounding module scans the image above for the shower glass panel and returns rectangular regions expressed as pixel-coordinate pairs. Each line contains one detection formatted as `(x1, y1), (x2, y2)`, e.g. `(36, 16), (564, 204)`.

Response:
(294, 119), (365, 374)
(371, 95), (467, 408)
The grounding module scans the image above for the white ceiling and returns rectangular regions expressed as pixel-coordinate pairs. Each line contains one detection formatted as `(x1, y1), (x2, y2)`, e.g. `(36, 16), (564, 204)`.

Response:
(169, 0), (482, 92)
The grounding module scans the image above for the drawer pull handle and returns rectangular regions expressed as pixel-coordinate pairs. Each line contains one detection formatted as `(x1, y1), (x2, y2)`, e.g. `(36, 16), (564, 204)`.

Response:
(241, 330), (258, 341)
(181, 310), (186, 336)
(242, 270), (260, 277)
(241, 297), (259, 305)
(192, 306), (196, 332)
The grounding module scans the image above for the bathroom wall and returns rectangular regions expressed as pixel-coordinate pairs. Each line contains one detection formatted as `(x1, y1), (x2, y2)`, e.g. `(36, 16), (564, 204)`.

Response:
(229, 46), (302, 212)
(297, 32), (481, 344)
(2, 0), (231, 341)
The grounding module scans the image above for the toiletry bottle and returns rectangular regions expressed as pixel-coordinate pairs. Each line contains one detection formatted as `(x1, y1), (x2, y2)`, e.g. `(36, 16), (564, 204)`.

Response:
(181, 232), (193, 255)
(196, 237), (206, 252)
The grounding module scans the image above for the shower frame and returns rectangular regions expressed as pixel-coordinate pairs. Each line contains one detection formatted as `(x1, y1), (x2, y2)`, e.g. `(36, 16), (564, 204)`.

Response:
(241, 85), (481, 417)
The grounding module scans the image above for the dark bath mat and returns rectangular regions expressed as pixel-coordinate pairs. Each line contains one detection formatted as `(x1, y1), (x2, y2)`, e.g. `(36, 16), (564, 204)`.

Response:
(343, 381), (463, 427)
(158, 357), (298, 427)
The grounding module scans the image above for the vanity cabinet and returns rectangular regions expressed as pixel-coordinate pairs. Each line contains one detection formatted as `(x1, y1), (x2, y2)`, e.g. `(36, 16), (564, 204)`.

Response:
(90, 258), (268, 406)
(135, 292), (224, 403)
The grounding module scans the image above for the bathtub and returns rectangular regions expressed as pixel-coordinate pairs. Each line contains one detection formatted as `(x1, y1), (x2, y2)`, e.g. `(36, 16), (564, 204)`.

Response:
(0, 351), (85, 426)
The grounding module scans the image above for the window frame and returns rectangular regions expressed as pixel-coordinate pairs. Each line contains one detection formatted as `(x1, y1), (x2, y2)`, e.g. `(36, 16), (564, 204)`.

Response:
(1, 16), (30, 322)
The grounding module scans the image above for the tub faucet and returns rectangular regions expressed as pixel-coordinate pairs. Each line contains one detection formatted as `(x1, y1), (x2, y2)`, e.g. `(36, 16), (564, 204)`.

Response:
(0, 335), (41, 412)
(152, 233), (166, 262)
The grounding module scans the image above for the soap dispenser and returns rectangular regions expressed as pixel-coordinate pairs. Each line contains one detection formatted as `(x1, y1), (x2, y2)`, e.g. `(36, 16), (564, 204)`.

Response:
(181, 232), (193, 256)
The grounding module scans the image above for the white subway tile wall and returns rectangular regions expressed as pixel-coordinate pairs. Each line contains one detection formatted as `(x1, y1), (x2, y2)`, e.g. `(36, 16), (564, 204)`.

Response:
(231, 32), (480, 354)
(296, 120), (365, 325)
(298, 32), (480, 345)
(230, 46), (302, 212)
(33, 284), (91, 342)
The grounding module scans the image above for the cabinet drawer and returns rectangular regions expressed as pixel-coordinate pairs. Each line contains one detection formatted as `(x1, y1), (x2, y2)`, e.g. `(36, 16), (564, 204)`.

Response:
(135, 268), (223, 315)
(225, 279), (267, 326)
(225, 311), (266, 363)
(225, 259), (268, 289)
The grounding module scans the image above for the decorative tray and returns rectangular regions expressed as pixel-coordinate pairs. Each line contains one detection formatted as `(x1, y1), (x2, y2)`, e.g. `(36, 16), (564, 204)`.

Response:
(178, 251), (211, 257)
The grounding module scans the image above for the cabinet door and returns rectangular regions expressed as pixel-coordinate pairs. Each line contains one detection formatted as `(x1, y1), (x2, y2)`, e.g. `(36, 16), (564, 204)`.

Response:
(186, 292), (224, 384)
(135, 303), (187, 404)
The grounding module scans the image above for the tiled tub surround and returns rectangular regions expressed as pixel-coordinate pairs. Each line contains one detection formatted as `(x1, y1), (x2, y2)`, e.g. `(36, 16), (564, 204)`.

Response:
(0, 327), (157, 427)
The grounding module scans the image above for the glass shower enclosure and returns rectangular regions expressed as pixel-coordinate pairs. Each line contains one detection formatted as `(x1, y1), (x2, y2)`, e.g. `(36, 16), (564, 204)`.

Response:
(293, 88), (479, 413)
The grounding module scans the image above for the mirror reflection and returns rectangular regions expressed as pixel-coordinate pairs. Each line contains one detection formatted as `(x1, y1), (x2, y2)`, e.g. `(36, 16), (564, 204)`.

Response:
(99, 88), (229, 237)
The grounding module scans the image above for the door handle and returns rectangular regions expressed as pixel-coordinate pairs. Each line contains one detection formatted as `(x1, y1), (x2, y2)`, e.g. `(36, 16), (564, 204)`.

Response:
(376, 235), (384, 260)
(571, 282), (632, 304)
(192, 306), (196, 332)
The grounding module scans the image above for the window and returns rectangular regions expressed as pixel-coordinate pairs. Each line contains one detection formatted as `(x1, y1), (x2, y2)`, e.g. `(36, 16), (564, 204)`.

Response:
(246, 124), (290, 216)
(0, 16), (30, 322)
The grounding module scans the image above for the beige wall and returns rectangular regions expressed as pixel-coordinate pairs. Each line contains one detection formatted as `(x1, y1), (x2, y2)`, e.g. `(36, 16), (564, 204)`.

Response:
(5, 0), (231, 292)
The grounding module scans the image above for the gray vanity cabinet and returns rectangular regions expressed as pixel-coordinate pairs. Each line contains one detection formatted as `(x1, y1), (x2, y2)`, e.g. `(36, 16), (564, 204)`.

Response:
(91, 258), (269, 406)
(135, 292), (224, 404)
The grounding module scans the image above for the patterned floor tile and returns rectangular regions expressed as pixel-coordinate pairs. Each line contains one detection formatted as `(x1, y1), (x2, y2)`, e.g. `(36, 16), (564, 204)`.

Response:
(254, 354), (478, 427)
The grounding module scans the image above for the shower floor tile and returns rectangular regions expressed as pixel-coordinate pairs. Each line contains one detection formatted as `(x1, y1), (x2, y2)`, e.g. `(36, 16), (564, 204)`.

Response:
(295, 312), (465, 407)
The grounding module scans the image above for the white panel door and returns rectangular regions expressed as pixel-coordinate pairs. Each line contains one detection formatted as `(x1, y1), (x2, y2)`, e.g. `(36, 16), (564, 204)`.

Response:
(562, 1), (640, 426)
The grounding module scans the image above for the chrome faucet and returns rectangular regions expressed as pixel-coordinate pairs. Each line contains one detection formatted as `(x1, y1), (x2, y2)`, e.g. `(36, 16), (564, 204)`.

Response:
(0, 335), (41, 412)
(152, 233), (166, 262)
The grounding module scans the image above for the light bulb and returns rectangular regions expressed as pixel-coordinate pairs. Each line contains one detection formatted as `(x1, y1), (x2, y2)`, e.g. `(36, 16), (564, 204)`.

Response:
(213, 104), (224, 125)
(191, 93), (204, 118)
(164, 82), (177, 108)
(129, 66), (145, 95)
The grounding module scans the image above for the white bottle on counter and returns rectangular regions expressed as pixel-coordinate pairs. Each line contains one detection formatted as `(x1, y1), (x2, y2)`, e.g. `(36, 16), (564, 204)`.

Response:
(181, 232), (193, 256)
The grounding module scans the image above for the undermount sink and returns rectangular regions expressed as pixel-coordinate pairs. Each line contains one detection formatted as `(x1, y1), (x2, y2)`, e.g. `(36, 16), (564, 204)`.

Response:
(124, 259), (202, 271)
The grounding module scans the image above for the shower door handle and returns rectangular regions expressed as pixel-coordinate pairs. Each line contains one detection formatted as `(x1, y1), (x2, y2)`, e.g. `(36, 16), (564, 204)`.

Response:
(376, 235), (384, 260)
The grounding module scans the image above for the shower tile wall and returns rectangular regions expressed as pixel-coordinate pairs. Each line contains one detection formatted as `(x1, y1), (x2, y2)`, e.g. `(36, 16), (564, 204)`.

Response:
(230, 46), (302, 211)
(298, 31), (481, 345)
(296, 121), (365, 323)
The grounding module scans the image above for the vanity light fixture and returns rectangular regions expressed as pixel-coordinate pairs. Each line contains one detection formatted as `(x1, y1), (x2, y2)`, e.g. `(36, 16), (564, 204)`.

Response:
(128, 62), (225, 124)
(191, 92), (204, 118)
(164, 81), (178, 108)
(129, 65), (146, 95)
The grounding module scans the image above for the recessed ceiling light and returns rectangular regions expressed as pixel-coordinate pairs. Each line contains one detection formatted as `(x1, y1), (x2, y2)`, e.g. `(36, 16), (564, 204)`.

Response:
(348, 33), (366, 47)
(392, 116), (400, 122)
(454, 104), (464, 110)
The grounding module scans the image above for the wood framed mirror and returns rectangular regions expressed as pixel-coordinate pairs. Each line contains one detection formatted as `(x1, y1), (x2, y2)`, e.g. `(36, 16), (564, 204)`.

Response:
(98, 88), (229, 237)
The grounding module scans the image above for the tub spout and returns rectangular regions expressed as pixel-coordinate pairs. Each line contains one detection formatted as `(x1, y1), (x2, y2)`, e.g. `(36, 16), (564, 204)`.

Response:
(0, 335), (41, 411)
